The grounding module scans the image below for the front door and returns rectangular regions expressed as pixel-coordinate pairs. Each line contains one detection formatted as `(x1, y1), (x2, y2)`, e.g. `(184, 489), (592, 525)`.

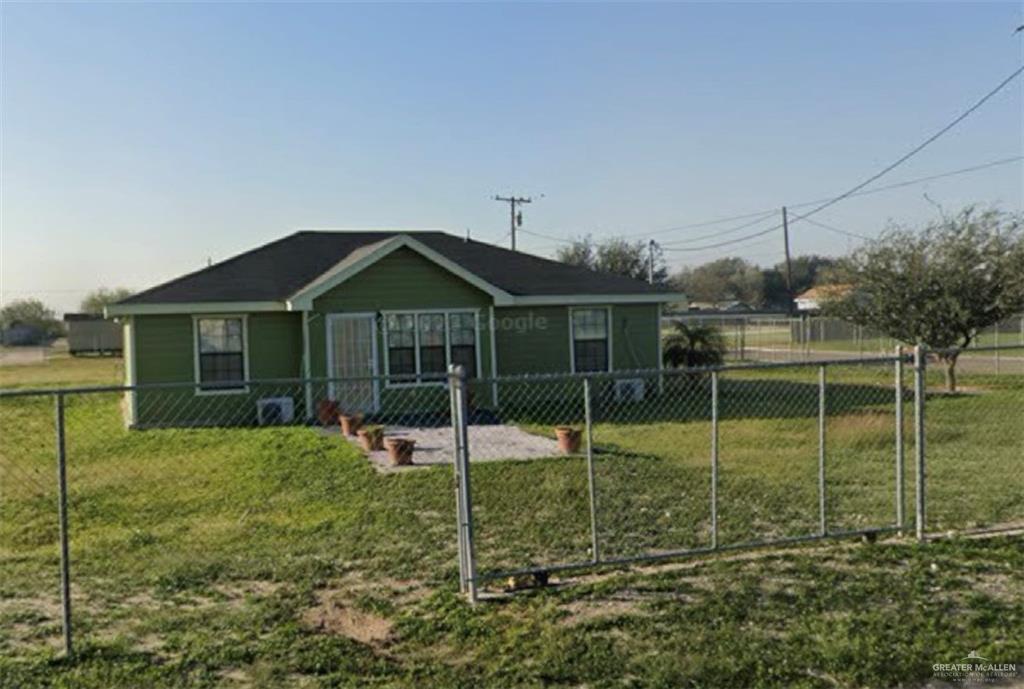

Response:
(327, 314), (379, 412)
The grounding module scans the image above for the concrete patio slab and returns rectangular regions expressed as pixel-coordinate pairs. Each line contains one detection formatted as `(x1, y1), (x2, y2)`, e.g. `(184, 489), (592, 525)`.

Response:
(320, 424), (567, 473)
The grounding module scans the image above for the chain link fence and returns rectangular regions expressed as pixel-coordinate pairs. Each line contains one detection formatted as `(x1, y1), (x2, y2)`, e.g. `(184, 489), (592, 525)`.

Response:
(2, 345), (1021, 651)
(665, 313), (1024, 365)
(1, 374), (458, 659)
(450, 345), (1023, 600)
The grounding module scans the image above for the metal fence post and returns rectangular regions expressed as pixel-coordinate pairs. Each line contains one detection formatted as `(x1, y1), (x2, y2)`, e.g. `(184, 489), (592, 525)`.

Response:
(817, 365), (827, 537)
(894, 346), (905, 531)
(710, 370), (719, 549)
(913, 345), (927, 541)
(451, 365), (478, 603)
(583, 378), (600, 563)
(54, 392), (72, 658)
(447, 367), (468, 593)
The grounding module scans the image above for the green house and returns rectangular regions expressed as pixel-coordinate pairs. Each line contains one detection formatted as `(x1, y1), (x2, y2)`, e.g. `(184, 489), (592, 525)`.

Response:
(106, 231), (683, 427)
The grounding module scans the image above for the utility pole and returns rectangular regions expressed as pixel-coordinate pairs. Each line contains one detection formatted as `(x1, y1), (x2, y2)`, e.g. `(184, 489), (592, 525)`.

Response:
(782, 206), (795, 314)
(493, 195), (532, 251)
(647, 239), (656, 285)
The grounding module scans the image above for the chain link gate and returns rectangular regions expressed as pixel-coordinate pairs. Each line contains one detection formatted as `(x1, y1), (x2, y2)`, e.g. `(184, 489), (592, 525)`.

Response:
(447, 348), (951, 601)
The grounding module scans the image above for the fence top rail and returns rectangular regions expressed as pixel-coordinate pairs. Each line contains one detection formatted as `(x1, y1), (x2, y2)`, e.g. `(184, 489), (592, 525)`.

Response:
(0, 372), (449, 399)
(929, 343), (1024, 356)
(474, 354), (909, 386)
(2, 343), (1021, 399)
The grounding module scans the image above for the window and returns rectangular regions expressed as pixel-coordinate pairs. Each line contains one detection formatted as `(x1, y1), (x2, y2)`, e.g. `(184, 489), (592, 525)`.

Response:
(571, 308), (610, 373)
(448, 312), (477, 378)
(195, 317), (247, 391)
(386, 314), (416, 377)
(418, 313), (447, 377)
(384, 310), (478, 384)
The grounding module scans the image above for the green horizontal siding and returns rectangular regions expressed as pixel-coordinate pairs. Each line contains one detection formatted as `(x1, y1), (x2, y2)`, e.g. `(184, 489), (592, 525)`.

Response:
(612, 303), (660, 371)
(131, 312), (304, 426)
(309, 248), (494, 382)
(493, 306), (570, 375)
(494, 303), (661, 376)
(313, 247), (490, 312)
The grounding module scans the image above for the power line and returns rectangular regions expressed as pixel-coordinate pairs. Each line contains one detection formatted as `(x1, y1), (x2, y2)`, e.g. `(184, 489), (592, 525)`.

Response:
(786, 63), (1024, 226)
(668, 57), (1024, 256)
(798, 217), (872, 241)
(659, 212), (780, 247)
(526, 153), (1023, 249)
(511, 58), (1023, 256)
(661, 222), (782, 252)
(786, 155), (1023, 210)
(623, 209), (779, 239)
(519, 227), (574, 244)
(525, 210), (780, 249)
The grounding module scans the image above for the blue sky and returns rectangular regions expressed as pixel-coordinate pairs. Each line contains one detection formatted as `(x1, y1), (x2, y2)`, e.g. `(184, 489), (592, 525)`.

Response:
(1, 2), (1022, 312)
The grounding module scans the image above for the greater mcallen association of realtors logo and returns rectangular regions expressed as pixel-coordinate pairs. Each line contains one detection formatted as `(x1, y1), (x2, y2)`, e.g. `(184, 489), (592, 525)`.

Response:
(932, 650), (1019, 684)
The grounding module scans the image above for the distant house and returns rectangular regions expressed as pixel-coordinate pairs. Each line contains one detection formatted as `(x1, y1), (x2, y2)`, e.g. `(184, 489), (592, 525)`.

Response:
(106, 231), (685, 427)
(64, 313), (123, 355)
(687, 300), (755, 313)
(794, 285), (851, 313)
(0, 322), (45, 346)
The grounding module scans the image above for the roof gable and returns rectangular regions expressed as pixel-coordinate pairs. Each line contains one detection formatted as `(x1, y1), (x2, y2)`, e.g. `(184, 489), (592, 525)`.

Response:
(287, 234), (512, 309)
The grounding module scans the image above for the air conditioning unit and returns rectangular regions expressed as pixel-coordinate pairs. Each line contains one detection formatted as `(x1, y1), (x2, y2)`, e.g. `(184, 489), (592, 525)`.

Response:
(257, 397), (294, 425)
(613, 378), (645, 402)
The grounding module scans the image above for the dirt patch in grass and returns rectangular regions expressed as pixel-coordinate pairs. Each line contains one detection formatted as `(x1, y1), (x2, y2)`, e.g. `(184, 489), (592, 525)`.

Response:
(560, 598), (641, 626)
(217, 668), (252, 686)
(0, 593), (62, 618)
(213, 579), (284, 601)
(302, 588), (394, 646)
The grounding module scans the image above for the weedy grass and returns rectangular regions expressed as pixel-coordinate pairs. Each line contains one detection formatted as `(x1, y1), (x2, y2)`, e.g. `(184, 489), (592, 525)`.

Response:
(0, 357), (1021, 687)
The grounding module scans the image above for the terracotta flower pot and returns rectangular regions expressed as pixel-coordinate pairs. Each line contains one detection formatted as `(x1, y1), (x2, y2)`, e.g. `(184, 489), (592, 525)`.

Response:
(357, 426), (384, 452)
(317, 400), (340, 426)
(384, 437), (416, 466)
(555, 426), (582, 454)
(338, 412), (364, 437)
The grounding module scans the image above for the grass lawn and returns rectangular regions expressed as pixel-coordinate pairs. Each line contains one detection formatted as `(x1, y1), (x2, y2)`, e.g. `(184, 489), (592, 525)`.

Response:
(1, 356), (1022, 687)
(0, 346), (123, 390)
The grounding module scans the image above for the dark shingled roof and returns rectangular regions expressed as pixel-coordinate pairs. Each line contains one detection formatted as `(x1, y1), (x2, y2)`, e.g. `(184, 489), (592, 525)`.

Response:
(121, 231), (675, 304)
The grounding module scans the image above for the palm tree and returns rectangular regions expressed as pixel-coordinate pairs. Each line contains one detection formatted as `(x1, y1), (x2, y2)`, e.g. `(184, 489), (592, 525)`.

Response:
(662, 322), (727, 369)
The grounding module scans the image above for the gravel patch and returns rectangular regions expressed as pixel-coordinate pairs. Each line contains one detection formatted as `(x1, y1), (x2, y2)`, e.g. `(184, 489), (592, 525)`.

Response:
(322, 424), (568, 472)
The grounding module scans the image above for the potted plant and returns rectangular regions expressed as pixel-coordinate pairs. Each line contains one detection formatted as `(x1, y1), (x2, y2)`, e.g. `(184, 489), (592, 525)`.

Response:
(554, 426), (582, 454)
(383, 437), (416, 466)
(338, 411), (364, 437)
(317, 399), (340, 426)
(357, 425), (384, 452)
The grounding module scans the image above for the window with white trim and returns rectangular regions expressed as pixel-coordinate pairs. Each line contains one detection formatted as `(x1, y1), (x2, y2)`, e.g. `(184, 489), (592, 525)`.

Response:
(571, 308), (610, 372)
(384, 311), (477, 383)
(385, 314), (416, 377)
(448, 312), (477, 378)
(196, 317), (246, 390)
(418, 313), (447, 377)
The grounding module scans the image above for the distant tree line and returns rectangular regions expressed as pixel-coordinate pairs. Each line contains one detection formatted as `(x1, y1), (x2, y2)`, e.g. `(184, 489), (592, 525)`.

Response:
(555, 234), (835, 309)
(1, 288), (133, 345)
(555, 205), (1024, 392)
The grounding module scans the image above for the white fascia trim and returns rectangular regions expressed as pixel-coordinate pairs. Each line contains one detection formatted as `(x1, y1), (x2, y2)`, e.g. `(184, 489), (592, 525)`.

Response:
(286, 234), (514, 310)
(510, 293), (686, 306)
(106, 301), (285, 317)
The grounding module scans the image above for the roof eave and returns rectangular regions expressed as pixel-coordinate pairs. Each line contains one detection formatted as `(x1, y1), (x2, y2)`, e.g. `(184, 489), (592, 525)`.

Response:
(104, 301), (287, 318)
(507, 293), (686, 306)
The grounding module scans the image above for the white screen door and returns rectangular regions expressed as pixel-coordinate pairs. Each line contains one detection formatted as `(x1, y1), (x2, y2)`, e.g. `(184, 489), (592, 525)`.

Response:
(327, 314), (379, 412)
